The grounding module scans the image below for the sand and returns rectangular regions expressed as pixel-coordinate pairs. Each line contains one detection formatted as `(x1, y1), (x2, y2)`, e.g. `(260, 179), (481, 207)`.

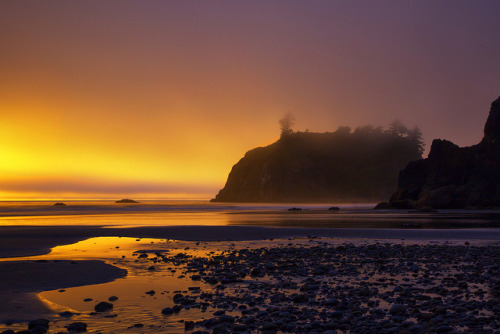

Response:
(0, 260), (126, 322)
(2, 225), (500, 258)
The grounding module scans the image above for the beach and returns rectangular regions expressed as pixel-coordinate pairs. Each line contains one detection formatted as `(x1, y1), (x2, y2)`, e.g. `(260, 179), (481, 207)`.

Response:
(0, 203), (499, 333)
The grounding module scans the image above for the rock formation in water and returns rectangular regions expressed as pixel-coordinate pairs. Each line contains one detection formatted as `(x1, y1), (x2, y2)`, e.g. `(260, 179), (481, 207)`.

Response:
(389, 96), (500, 209)
(212, 127), (423, 203)
(116, 199), (139, 203)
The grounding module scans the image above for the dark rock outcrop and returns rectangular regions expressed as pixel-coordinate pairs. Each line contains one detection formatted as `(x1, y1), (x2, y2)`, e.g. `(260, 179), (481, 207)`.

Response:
(390, 97), (500, 209)
(212, 129), (422, 203)
(115, 199), (139, 203)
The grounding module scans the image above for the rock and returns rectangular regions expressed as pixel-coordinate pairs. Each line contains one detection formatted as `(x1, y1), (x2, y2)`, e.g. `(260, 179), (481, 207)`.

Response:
(328, 206), (340, 211)
(28, 326), (48, 334)
(390, 96), (500, 209)
(261, 322), (277, 331)
(218, 315), (235, 323)
(115, 199), (139, 203)
(324, 298), (339, 306)
(233, 324), (248, 331)
(59, 311), (74, 317)
(173, 293), (184, 303)
(145, 290), (155, 295)
(161, 307), (174, 315)
(108, 296), (118, 301)
(374, 202), (391, 209)
(28, 319), (49, 330)
(94, 301), (113, 312)
(66, 322), (87, 332)
(436, 325), (454, 333)
(53, 202), (66, 206)
(389, 303), (407, 316)
(210, 129), (422, 203)
(184, 321), (195, 330)
(359, 286), (371, 296)
(292, 294), (308, 303)
(288, 207), (302, 211)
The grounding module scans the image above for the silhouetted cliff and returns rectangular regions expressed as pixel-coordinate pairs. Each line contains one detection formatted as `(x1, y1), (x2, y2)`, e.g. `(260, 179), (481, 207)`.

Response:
(389, 97), (500, 209)
(212, 126), (423, 203)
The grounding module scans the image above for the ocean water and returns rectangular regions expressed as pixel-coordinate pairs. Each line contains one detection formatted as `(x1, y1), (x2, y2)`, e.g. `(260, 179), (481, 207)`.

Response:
(0, 200), (499, 229)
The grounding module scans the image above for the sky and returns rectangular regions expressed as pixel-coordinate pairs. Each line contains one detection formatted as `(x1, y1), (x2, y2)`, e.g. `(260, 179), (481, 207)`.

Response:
(1, 1), (499, 200)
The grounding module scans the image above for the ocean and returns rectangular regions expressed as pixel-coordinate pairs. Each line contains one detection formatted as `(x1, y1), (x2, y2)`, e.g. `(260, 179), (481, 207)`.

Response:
(0, 200), (499, 229)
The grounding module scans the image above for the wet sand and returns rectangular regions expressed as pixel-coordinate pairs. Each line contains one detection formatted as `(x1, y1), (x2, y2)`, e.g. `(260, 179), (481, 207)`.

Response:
(2, 225), (500, 258)
(0, 260), (126, 322)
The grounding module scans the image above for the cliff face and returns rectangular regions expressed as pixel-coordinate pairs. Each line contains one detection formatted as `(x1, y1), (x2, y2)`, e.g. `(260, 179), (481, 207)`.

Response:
(390, 97), (500, 209)
(212, 130), (422, 203)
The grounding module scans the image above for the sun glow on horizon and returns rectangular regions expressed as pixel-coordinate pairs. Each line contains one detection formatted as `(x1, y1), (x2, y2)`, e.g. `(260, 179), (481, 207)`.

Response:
(1, 2), (499, 200)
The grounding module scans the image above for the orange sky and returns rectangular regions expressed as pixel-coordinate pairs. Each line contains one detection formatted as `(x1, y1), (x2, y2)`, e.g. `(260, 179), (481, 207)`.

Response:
(1, 1), (499, 200)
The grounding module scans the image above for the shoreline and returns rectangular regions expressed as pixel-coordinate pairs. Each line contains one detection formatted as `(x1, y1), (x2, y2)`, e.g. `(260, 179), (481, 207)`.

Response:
(0, 260), (127, 323)
(1, 225), (500, 258)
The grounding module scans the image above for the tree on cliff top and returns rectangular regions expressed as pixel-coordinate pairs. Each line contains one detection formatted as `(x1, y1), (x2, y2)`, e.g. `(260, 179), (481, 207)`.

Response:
(279, 112), (295, 137)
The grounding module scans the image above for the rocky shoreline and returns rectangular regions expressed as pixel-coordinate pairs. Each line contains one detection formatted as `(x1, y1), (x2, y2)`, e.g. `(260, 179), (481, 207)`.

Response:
(3, 238), (498, 333)
(151, 241), (500, 333)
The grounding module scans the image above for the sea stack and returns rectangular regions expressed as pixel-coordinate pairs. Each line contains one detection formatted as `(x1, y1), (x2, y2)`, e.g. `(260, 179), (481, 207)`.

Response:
(211, 127), (423, 203)
(389, 96), (500, 209)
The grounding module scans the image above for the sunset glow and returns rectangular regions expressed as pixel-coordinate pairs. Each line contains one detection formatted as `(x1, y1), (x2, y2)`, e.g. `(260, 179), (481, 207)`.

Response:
(1, 1), (499, 199)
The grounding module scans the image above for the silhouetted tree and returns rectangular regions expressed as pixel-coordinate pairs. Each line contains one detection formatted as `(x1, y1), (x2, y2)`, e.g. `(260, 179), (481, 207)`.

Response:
(279, 112), (295, 137)
(335, 126), (351, 136)
(388, 119), (408, 137)
(408, 126), (425, 155)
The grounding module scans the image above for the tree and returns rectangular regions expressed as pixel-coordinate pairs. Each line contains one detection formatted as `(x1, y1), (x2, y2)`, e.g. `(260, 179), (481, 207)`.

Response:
(408, 126), (425, 156)
(279, 112), (295, 137)
(388, 119), (409, 137)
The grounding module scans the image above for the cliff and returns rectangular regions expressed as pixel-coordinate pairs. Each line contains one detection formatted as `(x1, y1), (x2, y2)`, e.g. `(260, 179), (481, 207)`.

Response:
(212, 128), (423, 203)
(389, 97), (500, 209)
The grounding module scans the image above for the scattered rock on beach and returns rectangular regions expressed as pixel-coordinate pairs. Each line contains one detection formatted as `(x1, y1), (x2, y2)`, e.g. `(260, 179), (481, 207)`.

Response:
(66, 322), (87, 332)
(94, 302), (113, 312)
(161, 307), (174, 315)
(59, 311), (74, 317)
(28, 319), (49, 331)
